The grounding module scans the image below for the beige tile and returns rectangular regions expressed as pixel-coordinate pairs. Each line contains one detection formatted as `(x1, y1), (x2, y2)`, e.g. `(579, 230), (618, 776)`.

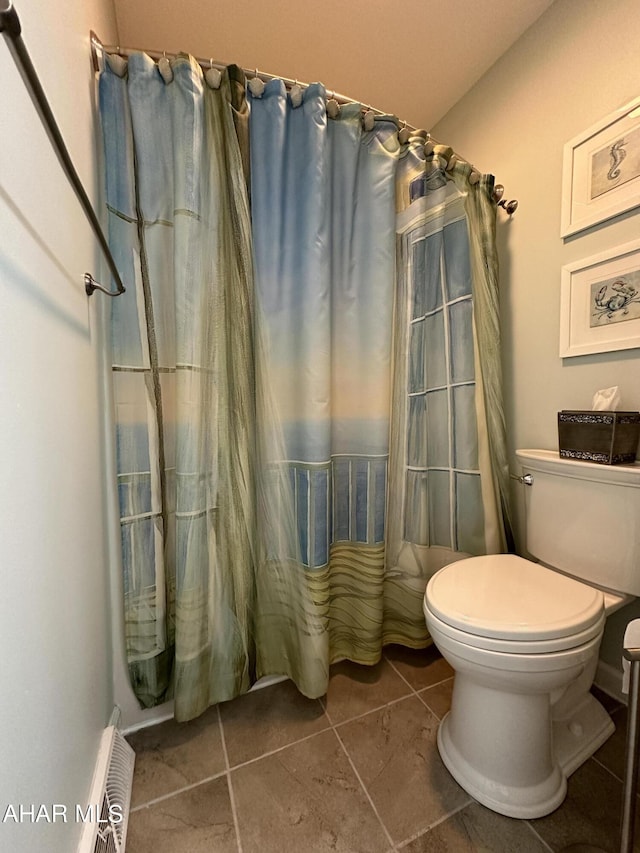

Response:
(529, 756), (640, 852)
(219, 678), (328, 767)
(126, 777), (237, 853)
(418, 677), (454, 721)
(402, 801), (550, 852)
(384, 643), (454, 691)
(127, 705), (226, 808)
(231, 728), (390, 853)
(321, 658), (411, 724)
(337, 695), (470, 844)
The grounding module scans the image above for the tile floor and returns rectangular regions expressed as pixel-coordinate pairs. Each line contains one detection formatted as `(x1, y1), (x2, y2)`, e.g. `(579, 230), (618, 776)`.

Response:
(125, 645), (640, 852)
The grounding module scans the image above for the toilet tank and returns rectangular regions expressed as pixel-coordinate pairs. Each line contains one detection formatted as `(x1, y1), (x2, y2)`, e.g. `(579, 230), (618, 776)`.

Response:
(516, 449), (640, 596)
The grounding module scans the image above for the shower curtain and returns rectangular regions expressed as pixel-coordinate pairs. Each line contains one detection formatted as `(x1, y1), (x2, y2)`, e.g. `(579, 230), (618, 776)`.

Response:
(99, 53), (510, 720)
(249, 84), (400, 665)
(385, 138), (512, 639)
(100, 54), (259, 719)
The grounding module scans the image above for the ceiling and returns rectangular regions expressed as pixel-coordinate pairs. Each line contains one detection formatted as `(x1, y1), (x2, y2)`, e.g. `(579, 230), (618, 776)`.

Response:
(112, 0), (556, 131)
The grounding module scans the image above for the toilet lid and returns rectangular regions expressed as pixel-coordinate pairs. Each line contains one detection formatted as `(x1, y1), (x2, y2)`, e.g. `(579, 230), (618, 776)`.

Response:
(426, 554), (604, 643)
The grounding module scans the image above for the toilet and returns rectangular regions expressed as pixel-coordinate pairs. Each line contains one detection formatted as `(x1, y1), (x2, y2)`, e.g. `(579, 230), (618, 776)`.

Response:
(423, 448), (640, 819)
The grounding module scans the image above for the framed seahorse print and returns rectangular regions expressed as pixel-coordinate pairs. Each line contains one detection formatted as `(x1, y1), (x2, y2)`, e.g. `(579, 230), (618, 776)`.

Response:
(560, 238), (640, 357)
(561, 97), (640, 237)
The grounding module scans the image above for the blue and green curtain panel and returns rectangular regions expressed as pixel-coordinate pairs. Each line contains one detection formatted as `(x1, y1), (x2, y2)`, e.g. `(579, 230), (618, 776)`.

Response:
(99, 54), (326, 722)
(99, 53), (510, 721)
(385, 137), (512, 644)
(249, 84), (400, 667)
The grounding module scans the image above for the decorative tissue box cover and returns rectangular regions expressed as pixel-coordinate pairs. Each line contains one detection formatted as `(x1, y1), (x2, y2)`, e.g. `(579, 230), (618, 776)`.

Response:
(558, 410), (640, 465)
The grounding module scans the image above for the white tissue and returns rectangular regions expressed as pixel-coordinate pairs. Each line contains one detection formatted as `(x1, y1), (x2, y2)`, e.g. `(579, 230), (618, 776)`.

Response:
(592, 386), (621, 411)
(622, 619), (640, 693)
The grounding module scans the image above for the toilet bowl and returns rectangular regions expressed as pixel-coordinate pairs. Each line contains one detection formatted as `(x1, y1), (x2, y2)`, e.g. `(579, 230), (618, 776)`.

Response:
(423, 554), (614, 819)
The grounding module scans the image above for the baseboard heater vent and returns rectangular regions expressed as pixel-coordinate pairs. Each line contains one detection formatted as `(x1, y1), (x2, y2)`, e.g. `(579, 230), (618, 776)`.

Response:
(78, 723), (135, 853)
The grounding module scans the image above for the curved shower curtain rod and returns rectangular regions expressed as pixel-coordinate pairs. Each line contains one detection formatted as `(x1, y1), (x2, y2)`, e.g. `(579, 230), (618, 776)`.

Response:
(90, 32), (518, 216)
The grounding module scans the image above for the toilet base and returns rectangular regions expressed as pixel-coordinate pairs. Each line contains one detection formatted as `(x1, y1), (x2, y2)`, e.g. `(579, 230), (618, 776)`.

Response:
(437, 688), (614, 819)
(552, 691), (614, 778)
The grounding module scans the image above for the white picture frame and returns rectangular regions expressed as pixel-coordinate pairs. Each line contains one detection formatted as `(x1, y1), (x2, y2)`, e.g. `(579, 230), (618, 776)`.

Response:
(561, 97), (640, 237)
(560, 238), (640, 357)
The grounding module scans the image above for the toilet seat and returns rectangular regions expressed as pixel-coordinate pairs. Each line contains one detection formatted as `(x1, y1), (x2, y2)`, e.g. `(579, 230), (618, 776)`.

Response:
(425, 554), (605, 654)
(424, 600), (605, 657)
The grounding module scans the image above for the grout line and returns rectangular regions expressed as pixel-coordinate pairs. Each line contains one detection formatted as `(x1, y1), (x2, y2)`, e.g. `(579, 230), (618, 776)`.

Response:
(591, 753), (625, 785)
(590, 751), (640, 801)
(384, 653), (454, 721)
(384, 653), (453, 697)
(130, 768), (228, 812)
(328, 693), (418, 730)
(394, 800), (471, 850)
(217, 704), (244, 853)
(323, 683), (471, 852)
(224, 690), (429, 776)
(320, 698), (337, 728)
(323, 698), (398, 848)
(524, 820), (555, 852)
(330, 723), (397, 850)
(382, 653), (417, 693)
(591, 753), (622, 782)
(414, 678), (454, 720)
(416, 674), (455, 693)
(225, 721), (333, 772)
(383, 655), (421, 696)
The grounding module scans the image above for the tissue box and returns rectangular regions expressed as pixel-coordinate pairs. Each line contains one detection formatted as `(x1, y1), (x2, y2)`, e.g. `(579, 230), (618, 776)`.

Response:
(558, 411), (640, 464)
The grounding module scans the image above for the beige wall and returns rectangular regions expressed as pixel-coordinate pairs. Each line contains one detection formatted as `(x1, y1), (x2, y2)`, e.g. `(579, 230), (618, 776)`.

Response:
(0, 0), (118, 850)
(432, 0), (640, 673)
(111, 0), (553, 131)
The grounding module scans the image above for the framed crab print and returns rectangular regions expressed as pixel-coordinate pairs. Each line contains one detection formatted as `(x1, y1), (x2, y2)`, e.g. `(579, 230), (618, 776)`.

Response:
(561, 96), (640, 237)
(560, 238), (640, 357)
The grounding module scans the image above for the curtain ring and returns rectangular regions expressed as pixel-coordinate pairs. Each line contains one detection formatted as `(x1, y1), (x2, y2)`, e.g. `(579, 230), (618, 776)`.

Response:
(249, 68), (265, 97)
(363, 106), (375, 131)
(326, 90), (340, 119)
(290, 78), (303, 107)
(158, 51), (173, 84)
(205, 60), (222, 89)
